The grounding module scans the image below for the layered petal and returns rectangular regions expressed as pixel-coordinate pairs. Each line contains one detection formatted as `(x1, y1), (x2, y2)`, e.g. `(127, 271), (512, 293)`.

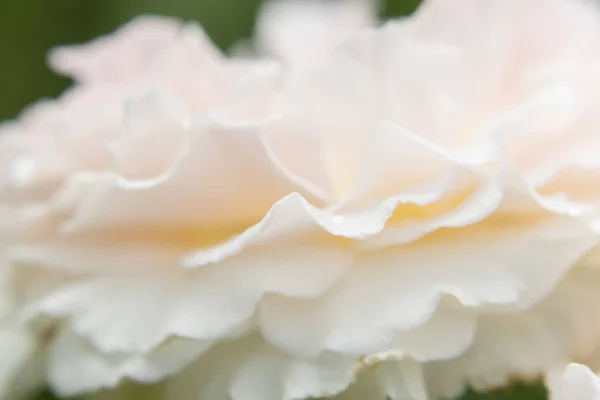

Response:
(4, 0), (600, 398)
(253, 0), (377, 69)
(47, 328), (212, 397)
(547, 363), (600, 400)
(425, 266), (600, 398)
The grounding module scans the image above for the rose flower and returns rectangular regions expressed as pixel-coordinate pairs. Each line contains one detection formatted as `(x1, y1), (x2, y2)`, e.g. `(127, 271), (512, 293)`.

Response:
(3, 0), (600, 399)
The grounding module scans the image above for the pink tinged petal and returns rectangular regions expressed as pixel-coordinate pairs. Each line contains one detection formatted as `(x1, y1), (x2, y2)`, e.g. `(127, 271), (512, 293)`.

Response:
(0, 128), (70, 205)
(207, 60), (285, 123)
(47, 328), (211, 397)
(254, 0), (377, 69)
(107, 90), (190, 181)
(60, 112), (327, 235)
(283, 25), (502, 204)
(48, 16), (221, 84)
(145, 32), (253, 112)
(412, 0), (600, 55)
(285, 31), (387, 199)
(475, 78), (600, 202)
(378, 0), (600, 157)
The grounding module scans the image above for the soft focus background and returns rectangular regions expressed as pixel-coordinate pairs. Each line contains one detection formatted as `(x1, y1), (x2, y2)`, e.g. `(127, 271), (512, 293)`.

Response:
(0, 0), (546, 399)
(0, 0), (420, 120)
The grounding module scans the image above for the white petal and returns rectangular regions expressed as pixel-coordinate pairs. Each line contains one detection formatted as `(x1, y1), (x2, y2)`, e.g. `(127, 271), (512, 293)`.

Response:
(331, 356), (428, 400)
(427, 266), (600, 398)
(167, 334), (359, 400)
(548, 363), (600, 400)
(254, 0), (376, 69)
(27, 246), (350, 353)
(48, 328), (211, 397)
(59, 116), (322, 233)
(259, 294), (475, 360)
(259, 207), (595, 358)
(337, 121), (489, 211)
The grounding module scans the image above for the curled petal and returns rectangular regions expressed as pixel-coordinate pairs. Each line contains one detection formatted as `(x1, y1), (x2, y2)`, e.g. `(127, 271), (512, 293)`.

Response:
(254, 0), (377, 69)
(23, 246), (351, 353)
(47, 328), (212, 397)
(546, 363), (600, 400)
(167, 334), (360, 400)
(49, 16), (221, 84)
(427, 267), (600, 398)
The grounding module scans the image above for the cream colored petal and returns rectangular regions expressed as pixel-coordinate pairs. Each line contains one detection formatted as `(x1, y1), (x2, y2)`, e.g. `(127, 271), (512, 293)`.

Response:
(283, 31), (383, 198)
(48, 328), (211, 397)
(166, 334), (359, 400)
(259, 294), (475, 361)
(260, 114), (335, 202)
(329, 355), (428, 400)
(59, 114), (325, 235)
(547, 363), (600, 400)
(426, 267), (600, 398)
(337, 121), (491, 212)
(258, 210), (596, 358)
(23, 246), (350, 353)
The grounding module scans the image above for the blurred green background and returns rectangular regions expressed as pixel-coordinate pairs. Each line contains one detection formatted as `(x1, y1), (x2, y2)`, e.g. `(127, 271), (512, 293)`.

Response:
(0, 0), (422, 120)
(0, 0), (546, 399)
